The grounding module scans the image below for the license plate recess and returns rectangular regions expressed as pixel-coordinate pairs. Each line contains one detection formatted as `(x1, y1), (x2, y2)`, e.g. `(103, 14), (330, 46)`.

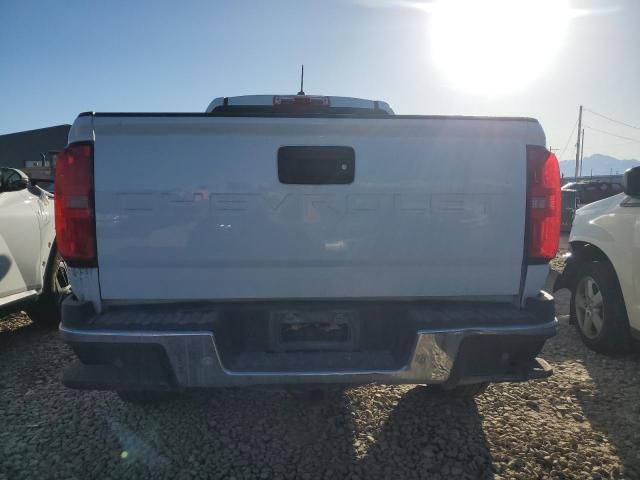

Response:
(269, 310), (360, 352)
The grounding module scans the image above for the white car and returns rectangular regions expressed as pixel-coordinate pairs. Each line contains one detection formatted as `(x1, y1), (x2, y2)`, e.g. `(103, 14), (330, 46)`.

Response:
(556, 166), (640, 353)
(0, 167), (70, 324)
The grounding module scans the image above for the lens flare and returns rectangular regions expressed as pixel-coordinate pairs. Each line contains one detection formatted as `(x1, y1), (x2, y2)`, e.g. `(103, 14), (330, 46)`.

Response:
(430, 0), (572, 95)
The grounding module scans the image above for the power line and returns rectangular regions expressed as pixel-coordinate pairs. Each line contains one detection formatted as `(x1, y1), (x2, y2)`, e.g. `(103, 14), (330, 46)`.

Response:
(607, 139), (640, 149)
(558, 117), (579, 160)
(583, 107), (640, 131)
(584, 125), (640, 143)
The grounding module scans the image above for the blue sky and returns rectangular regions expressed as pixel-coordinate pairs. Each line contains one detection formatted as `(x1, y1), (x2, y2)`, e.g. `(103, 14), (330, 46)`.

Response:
(1, 0), (638, 161)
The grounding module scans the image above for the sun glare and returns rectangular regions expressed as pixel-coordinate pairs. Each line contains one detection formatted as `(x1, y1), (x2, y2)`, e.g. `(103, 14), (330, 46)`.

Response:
(430, 0), (572, 96)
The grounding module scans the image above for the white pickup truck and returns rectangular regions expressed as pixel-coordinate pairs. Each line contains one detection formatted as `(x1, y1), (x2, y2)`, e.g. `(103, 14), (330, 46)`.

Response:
(56, 95), (560, 402)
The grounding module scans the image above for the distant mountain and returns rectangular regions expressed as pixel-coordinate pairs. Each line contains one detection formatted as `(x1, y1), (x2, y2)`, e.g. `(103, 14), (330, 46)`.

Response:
(559, 154), (640, 178)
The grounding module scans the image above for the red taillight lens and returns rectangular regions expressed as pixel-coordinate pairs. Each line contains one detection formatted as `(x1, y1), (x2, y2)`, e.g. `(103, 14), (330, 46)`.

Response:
(526, 145), (561, 263)
(54, 143), (96, 266)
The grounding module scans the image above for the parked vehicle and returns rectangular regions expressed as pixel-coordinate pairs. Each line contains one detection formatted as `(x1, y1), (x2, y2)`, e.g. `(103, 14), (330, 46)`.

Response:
(561, 188), (577, 232)
(0, 167), (70, 323)
(562, 180), (624, 207)
(57, 94), (560, 402)
(556, 167), (640, 353)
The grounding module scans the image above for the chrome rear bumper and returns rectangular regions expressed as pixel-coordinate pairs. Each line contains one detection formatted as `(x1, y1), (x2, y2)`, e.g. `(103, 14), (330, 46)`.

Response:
(60, 293), (557, 390)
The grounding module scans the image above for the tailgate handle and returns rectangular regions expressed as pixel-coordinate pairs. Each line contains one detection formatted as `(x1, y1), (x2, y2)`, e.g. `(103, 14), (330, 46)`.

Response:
(278, 146), (355, 185)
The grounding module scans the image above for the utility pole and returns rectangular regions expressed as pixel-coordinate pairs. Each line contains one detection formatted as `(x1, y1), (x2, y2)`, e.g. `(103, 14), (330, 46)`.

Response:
(579, 128), (585, 177)
(574, 105), (583, 178)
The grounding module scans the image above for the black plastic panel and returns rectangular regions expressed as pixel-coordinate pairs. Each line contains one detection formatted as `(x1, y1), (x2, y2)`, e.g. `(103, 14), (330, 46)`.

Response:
(278, 146), (355, 184)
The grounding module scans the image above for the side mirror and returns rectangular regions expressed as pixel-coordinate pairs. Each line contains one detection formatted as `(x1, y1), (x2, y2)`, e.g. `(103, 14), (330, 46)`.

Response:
(623, 166), (640, 198)
(15, 177), (29, 190)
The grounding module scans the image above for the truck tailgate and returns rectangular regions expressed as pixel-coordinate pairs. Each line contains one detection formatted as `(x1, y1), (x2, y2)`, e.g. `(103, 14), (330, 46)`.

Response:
(91, 115), (542, 301)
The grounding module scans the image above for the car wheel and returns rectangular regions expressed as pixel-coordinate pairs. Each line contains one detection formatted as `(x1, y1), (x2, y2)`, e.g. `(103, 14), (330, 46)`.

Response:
(570, 260), (632, 354)
(26, 250), (72, 326)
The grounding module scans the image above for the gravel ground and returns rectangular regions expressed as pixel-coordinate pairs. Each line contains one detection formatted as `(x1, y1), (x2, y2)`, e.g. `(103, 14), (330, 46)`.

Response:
(549, 233), (570, 274)
(1, 287), (640, 479)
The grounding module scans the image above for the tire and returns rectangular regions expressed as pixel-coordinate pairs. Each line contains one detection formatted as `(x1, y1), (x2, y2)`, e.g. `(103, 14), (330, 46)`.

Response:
(570, 260), (632, 354)
(116, 391), (180, 405)
(430, 383), (488, 398)
(26, 250), (72, 326)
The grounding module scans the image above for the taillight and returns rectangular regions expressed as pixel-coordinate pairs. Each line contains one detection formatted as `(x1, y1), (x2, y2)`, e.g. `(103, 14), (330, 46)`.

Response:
(526, 145), (561, 263)
(54, 143), (96, 266)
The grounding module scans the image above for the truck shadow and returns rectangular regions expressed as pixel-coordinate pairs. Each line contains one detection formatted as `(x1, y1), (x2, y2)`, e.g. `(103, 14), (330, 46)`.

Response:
(0, 311), (493, 479)
(544, 290), (640, 478)
(105, 385), (493, 479)
(353, 386), (494, 479)
(576, 352), (640, 479)
(106, 386), (359, 478)
(562, 337), (640, 478)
